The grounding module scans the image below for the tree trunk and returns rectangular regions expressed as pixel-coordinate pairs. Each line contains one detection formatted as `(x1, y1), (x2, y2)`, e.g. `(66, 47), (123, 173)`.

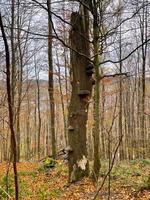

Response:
(92, 0), (102, 181)
(35, 68), (41, 160)
(68, 10), (92, 183)
(26, 80), (31, 160)
(47, 0), (56, 158)
(140, 3), (147, 158)
(118, 8), (124, 160)
(0, 12), (19, 200)
(16, 0), (23, 161)
(56, 49), (68, 146)
(100, 81), (105, 158)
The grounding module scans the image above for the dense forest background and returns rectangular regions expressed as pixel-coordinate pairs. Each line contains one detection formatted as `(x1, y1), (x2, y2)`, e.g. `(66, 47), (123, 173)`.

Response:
(1, 0), (150, 199)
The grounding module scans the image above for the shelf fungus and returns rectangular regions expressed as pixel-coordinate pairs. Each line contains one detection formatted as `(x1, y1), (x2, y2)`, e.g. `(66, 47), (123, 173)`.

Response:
(68, 125), (74, 131)
(86, 64), (94, 76)
(65, 146), (73, 153)
(77, 90), (90, 97)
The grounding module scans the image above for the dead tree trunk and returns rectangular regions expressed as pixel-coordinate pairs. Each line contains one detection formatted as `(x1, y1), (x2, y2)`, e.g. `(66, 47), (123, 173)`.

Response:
(68, 11), (92, 183)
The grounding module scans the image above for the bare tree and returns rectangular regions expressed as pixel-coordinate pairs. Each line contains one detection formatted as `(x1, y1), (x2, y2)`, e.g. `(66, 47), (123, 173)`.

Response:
(0, 12), (19, 200)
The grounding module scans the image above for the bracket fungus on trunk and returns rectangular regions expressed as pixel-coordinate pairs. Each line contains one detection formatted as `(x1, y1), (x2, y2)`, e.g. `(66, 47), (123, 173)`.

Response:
(68, 125), (74, 131)
(77, 90), (90, 97)
(86, 64), (94, 76)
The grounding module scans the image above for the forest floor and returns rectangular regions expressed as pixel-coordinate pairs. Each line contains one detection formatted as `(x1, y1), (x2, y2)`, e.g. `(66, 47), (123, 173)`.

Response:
(0, 159), (150, 199)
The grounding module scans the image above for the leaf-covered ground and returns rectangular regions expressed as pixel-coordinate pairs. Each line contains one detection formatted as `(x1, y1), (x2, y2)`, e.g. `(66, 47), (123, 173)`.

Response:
(0, 160), (150, 199)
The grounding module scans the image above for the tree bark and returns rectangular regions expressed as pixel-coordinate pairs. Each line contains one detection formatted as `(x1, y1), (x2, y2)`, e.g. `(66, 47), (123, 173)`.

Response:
(92, 0), (102, 181)
(47, 0), (56, 158)
(68, 10), (92, 182)
(118, 5), (124, 160)
(0, 12), (19, 200)
(35, 66), (41, 160)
